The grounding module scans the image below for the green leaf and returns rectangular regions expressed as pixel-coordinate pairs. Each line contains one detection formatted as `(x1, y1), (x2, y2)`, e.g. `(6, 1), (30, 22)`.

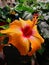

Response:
(38, 46), (45, 55)
(46, 2), (49, 10)
(38, 15), (44, 20)
(0, 33), (3, 36)
(18, 0), (27, 3)
(14, 3), (34, 13)
(6, 18), (11, 23)
(0, 25), (9, 29)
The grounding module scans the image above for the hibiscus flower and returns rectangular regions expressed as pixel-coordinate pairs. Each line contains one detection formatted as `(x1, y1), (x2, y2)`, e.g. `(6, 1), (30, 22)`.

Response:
(0, 15), (44, 56)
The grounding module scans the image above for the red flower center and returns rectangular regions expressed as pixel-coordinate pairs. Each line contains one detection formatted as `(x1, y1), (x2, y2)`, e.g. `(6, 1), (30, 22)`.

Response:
(21, 26), (32, 38)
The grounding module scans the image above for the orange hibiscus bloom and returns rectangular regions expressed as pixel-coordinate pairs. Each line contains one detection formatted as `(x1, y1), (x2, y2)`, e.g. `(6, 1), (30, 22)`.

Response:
(0, 16), (44, 56)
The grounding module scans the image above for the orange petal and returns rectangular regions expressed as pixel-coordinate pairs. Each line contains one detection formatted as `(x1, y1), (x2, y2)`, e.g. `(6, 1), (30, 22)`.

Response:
(26, 19), (33, 28)
(16, 36), (29, 55)
(19, 18), (27, 28)
(0, 27), (22, 36)
(9, 35), (29, 56)
(32, 25), (44, 44)
(19, 18), (36, 28)
(0, 20), (22, 34)
(28, 36), (41, 56)
(10, 20), (21, 28)
(10, 18), (35, 28)
(0, 28), (10, 34)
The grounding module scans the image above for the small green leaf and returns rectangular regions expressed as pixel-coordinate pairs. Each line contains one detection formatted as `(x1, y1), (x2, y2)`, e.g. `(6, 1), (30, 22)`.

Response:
(0, 33), (3, 36)
(6, 18), (11, 23)
(38, 46), (45, 55)
(38, 15), (44, 20)
(0, 25), (9, 29)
